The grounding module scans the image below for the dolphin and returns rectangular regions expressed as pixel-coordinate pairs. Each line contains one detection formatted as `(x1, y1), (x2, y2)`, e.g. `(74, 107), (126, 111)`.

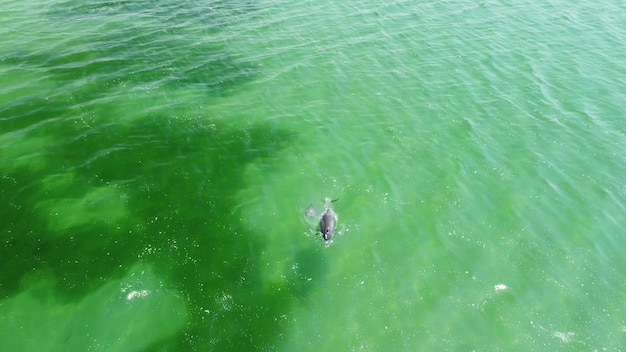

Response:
(319, 197), (338, 246)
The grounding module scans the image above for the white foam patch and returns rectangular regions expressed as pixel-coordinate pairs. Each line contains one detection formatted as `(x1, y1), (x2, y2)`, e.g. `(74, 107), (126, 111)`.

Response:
(126, 289), (150, 300)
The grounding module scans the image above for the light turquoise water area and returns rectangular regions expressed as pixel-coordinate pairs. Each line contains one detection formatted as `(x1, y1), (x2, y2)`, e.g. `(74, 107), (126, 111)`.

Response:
(1, 0), (625, 350)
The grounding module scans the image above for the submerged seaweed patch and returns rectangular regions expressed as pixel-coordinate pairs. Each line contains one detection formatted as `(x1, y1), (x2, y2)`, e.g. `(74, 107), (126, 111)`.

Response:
(0, 1), (308, 350)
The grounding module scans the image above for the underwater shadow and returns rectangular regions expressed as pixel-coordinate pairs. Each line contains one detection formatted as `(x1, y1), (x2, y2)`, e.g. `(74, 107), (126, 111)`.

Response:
(0, 3), (314, 350)
(0, 110), (313, 350)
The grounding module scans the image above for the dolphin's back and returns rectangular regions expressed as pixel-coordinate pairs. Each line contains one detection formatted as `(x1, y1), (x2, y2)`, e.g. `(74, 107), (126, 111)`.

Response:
(320, 208), (337, 241)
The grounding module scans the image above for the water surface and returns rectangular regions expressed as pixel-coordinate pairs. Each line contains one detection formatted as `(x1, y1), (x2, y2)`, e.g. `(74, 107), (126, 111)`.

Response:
(1, 0), (625, 350)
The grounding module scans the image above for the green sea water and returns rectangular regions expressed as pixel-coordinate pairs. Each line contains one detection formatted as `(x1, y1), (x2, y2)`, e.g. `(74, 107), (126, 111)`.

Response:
(1, 0), (626, 350)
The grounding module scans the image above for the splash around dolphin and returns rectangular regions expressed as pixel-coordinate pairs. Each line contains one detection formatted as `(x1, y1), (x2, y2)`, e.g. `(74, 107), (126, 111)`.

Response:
(305, 197), (339, 246)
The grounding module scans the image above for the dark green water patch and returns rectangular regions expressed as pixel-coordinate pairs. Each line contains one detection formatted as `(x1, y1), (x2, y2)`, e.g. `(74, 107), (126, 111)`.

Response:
(1, 104), (302, 349)
(0, 2), (305, 348)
